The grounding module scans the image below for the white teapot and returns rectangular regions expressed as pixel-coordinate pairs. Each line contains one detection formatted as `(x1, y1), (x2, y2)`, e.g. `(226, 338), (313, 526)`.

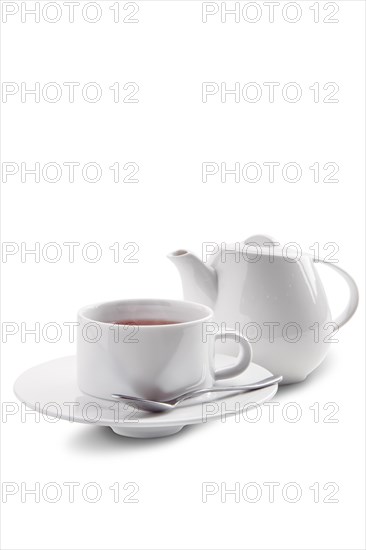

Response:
(168, 235), (358, 383)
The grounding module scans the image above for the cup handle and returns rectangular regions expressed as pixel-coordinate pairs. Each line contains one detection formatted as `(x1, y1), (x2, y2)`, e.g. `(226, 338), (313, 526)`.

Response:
(213, 332), (252, 381)
(315, 259), (359, 329)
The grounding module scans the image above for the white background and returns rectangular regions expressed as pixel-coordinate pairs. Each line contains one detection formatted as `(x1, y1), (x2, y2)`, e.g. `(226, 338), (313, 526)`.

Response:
(1, 1), (365, 549)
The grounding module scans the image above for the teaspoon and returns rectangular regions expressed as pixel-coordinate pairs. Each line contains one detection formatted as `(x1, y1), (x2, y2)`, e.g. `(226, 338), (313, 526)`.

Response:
(111, 375), (282, 413)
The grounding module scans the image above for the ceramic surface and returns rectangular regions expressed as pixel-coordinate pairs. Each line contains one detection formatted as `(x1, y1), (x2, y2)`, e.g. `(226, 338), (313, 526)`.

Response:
(14, 355), (278, 438)
(169, 235), (358, 383)
(77, 298), (252, 401)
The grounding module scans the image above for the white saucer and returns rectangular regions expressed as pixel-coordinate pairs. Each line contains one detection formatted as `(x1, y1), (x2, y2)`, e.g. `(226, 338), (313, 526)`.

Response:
(14, 355), (278, 438)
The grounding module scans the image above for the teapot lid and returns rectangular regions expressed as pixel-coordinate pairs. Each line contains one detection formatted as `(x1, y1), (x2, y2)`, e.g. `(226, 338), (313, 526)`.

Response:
(224, 234), (312, 262)
(244, 234), (278, 248)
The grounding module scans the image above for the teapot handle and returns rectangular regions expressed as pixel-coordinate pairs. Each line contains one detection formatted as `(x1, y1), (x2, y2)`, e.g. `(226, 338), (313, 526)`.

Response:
(315, 259), (359, 329)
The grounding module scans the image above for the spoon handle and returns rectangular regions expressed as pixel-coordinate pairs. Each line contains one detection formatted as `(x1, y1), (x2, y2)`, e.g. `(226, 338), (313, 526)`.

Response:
(173, 375), (282, 406)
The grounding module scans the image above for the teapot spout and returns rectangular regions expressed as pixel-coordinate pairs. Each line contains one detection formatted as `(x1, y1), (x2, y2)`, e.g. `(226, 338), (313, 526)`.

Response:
(167, 249), (218, 308)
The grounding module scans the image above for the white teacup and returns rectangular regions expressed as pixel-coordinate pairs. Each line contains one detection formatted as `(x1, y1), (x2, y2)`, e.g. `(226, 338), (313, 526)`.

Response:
(77, 298), (252, 401)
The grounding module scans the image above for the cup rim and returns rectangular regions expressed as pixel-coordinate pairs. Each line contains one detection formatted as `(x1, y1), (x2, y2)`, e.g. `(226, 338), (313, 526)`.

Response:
(77, 298), (213, 328)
